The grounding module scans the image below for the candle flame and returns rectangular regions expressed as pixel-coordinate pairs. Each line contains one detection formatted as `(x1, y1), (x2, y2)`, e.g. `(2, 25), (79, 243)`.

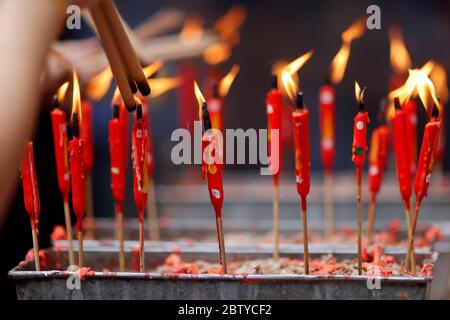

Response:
(330, 17), (365, 85)
(218, 64), (240, 97)
(111, 87), (122, 107)
(143, 60), (164, 79)
(57, 81), (69, 104)
(281, 71), (298, 102)
(214, 5), (247, 46)
(355, 81), (362, 103)
(389, 26), (411, 74)
(285, 50), (314, 76)
(429, 63), (449, 104)
(85, 67), (113, 101)
(194, 81), (206, 121)
(180, 16), (203, 44)
(148, 77), (180, 98)
(71, 70), (82, 121)
(203, 42), (231, 65)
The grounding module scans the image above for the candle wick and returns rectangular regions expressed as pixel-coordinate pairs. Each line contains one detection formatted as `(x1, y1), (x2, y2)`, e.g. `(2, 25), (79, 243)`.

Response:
(202, 102), (212, 132)
(71, 112), (79, 138)
(136, 104), (143, 120)
(296, 91), (304, 109)
(113, 103), (120, 119)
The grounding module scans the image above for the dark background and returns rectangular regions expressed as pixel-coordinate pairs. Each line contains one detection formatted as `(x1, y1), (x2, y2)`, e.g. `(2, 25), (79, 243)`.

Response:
(1, 0), (449, 299)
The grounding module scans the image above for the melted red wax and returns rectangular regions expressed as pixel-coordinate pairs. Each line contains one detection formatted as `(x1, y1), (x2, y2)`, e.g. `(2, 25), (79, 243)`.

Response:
(50, 225), (67, 241)
(131, 245), (139, 272)
(76, 267), (95, 280)
(419, 262), (434, 277)
(25, 248), (46, 270)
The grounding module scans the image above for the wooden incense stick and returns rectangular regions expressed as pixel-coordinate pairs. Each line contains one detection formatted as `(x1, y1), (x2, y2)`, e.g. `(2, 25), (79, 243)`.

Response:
(85, 174), (94, 239)
(366, 194), (376, 243)
(63, 201), (75, 266)
(139, 219), (145, 272)
(324, 173), (334, 238)
(89, 3), (136, 110)
(273, 183), (279, 261)
(404, 200), (416, 273)
(147, 178), (160, 241)
(115, 204), (125, 272)
(215, 215), (228, 274)
(406, 203), (421, 275)
(78, 231), (84, 268)
(301, 197), (309, 275)
(100, 0), (150, 95)
(356, 169), (363, 275)
(31, 228), (40, 271)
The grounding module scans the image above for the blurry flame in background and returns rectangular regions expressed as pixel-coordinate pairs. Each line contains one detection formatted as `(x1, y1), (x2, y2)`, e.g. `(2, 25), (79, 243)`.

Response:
(389, 26), (411, 75)
(148, 78), (180, 98)
(57, 81), (69, 104)
(330, 17), (366, 85)
(143, 60), (164, 79)
(281, 71), (298, 102)
(71, 70), (82, 121)
(85, 67), (113, 101)
(429, 63), (449, 104)
(180, 16), (203, 44)
(194, 81), (206, 121)
(203, 42), (231, 65)
(214, 5), (247, 46)
(218, 64), (240, 97)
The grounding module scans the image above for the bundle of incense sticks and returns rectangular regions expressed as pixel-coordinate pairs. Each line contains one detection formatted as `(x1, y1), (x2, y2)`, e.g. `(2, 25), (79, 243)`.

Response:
(89, 0), (150, 111)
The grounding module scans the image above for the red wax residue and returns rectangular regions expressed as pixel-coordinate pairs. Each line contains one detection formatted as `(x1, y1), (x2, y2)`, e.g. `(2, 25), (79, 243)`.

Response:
(25, 249), (46, 270)
(50, 225), (67, 241)
(76, 267), (95, 280)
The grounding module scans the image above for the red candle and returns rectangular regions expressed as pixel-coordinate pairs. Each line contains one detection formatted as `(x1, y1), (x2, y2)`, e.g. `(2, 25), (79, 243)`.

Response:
(50, 105), (70, 202)
(108, 104), (126, 213)
(415, 110), (441, 204)
(80, 100), (95, 173)
(142, 100), (155, 177)
(20, 142), (40, 231)
(207, 93), (224, 134)
(68, 113), (86, 234)
(368, 125), (390, 199)
(318, 84), (336, 174)
(391, 98), (412, 207)
(291, 93), (310, 209)
(266, 76), (283, 184)
(403, 99), (418, 176)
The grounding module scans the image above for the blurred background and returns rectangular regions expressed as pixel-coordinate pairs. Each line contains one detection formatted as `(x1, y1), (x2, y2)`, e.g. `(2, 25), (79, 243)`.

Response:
(1, 0), (450, 299)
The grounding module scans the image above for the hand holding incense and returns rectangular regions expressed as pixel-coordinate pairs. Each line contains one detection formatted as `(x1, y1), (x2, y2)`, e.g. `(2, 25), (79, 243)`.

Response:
(20, 142), (41, 271)
(352, 82), (369, 275)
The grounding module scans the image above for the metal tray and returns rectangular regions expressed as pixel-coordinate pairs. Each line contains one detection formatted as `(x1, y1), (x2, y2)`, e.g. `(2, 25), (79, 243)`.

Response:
(9, 245), (435, 300)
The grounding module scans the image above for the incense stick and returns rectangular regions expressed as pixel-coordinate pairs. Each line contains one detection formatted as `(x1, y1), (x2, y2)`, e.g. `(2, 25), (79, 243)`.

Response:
(63, 201), (75, 266)
(78, 231), (84, 268)
(301, 196), (309, 275)
(31, 227), (40, 271)
(115, 204), (125, 272)
(100, 0), (150, 96)
(406, 203), (421, 275)
(273, 183), (279, 261)
(366, 194), (376, 242)
(139, 218), (145, 272)
(403, 200), (416, 273)
(356, 168), (363, 275)
(85, 174), (94, 239)
(147, 178), (160, 241)
(215, 215), (228, 274)
(89, 3), (136, 111)
(324, 173), (334, 238)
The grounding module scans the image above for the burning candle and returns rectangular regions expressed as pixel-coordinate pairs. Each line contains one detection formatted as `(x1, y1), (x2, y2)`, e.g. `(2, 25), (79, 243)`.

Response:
(68, 70), (86, 268)
(321, 17), (365, 238)
(131, 103), (149, 272)
(366, 101), (390, 242)
(403, 99), (418, 176)
(50, 81), (75, 266)
(406, 105), (441, 274)
(108, 103), (127, 271)
(20, 142), (41, 271)
(195, 81), (227, 273)
(352, 81), (369, 275)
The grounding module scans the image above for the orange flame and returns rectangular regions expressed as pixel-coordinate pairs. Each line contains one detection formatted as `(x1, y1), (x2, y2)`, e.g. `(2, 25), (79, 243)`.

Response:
(389, 26), (411, 74)
(85, 67), (113, 101)
(143, 60), (164, 79)
(71, 70), (82, 121)
(429, 63), (449, 104)
(214, 5), (247, 46)
(180, 16), (203, 44)
(148, 78), (180, 98)
(281, 71), (298, 102)
(111, 87), (122, 107)
(355, 81), (362, 103)
(203, 42), (232, 65)
(330, 18), (365, 85)
(194, 81), (206, 121)
(218, 64), (240, 97)
(285, 50), (314, 76)
(57, 81), (69, 104)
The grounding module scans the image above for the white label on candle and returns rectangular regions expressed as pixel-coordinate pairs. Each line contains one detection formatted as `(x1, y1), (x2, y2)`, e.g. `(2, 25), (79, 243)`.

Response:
(209, 100), (221, 112)
(136, 129), (143, 138)
(320, 91), (333, 105)
(211, 188), (221, 199)
(111, 167), (120, 175)
(321, 138), (334, 150)
(266, 104), (274, 114)
(357, 121), (364, 130)
(296, 176), (304, 184)
(369, 165), (379, 176)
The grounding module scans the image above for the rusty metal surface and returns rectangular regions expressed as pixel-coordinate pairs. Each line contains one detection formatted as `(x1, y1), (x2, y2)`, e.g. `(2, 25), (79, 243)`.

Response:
(9, 245), (435, 300)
